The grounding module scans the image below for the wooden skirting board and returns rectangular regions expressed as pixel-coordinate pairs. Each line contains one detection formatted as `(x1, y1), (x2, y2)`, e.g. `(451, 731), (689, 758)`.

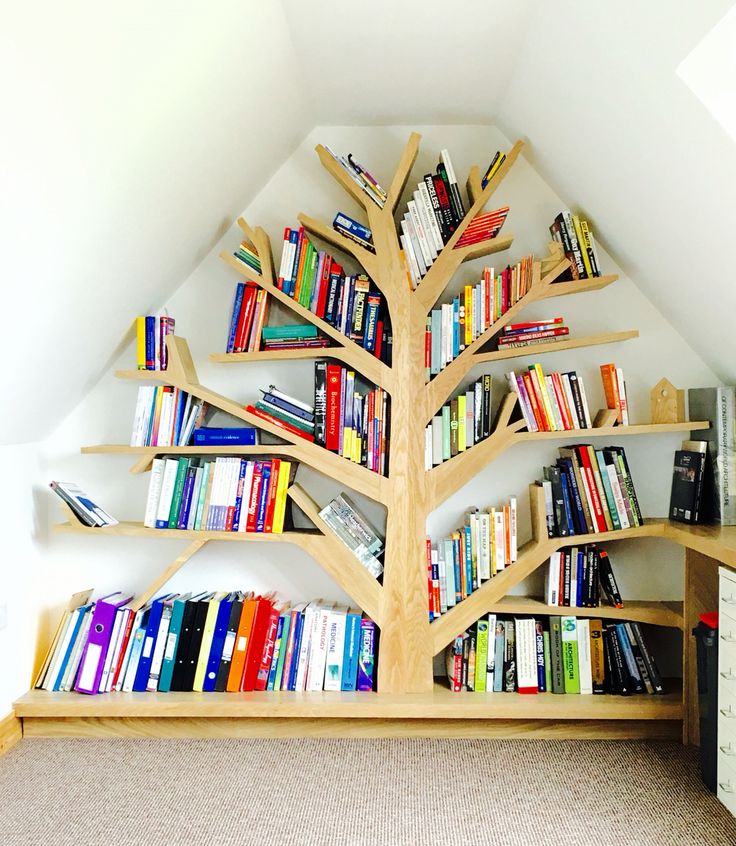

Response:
(0, 712), (22, 756)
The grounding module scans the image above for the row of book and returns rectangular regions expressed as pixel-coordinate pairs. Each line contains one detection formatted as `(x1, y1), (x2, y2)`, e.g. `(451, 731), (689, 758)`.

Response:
(273, 227), (392, 363)
(318, 494), (385, 578)
(36, 590), (378, 695)
(143, 457), (294, 534)
(426, 258), (534, 379)
(135, 314), (175, 371)
(424, 376), (492, 469)
(544, 544), (623, 608)
(538, 445), (643, 538)
(322, 146), (387, 209)
(259, 324), (329, 351)
(496, 317), (569, 350)
(506, 365), (593, 433)
(129, 386), (209, 448)
(426, 494), (518, 619)
(50, 481), (118, 528)
(550, 211), (602, 280)
(231, 238), (263, 275)
(225, 281), (270, 354)
(445, 614), (663, 696)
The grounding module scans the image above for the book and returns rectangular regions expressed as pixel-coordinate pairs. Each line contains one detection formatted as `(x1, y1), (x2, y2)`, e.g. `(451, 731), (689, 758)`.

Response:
(688, 387), (736, 524)
(669, 443), (707, 523)
(49, 481), (118, 528)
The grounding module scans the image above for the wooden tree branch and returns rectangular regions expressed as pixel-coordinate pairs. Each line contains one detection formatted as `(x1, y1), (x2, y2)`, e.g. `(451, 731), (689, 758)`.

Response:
(297, 213), (380, 281)
(314, 144), (372, 212)
(130, 540), (209, 612)
(384, 132), (422, 214)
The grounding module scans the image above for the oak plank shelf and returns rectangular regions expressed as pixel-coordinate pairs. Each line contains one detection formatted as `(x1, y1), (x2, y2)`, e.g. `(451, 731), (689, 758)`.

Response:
(209, 349), (340, 363)
(515, 420), (710, 441)
(474, 329), (640, 364)
(81, 444), (302, 458)
(54, 520), (322, 543)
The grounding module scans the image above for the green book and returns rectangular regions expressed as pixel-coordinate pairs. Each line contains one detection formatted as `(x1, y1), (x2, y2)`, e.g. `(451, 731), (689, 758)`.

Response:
(543, 630), (552, 693)
(167, 457), (190, 528)
(193, 461), (211, 530)
(301, 248), (319, 308)
(441, 405), (451, 461)
(594, 450), (621, 530)
(255, 401), (313, 433)
(561, 616), (580, 694)
(475, 619), (489, 692)
(298, 242), (315, 307)
(158, 593), (191, 692)
(261, 324), (318, 340)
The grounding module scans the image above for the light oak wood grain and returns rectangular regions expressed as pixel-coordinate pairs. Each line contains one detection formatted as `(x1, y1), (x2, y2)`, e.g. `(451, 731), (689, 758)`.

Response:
(0, 712), (22, 756)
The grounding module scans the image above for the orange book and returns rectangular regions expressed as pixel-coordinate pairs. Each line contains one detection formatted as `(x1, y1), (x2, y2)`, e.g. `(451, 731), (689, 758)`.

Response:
(522, 372), (547, 431)
(241, 596), (275, 691)
(226, 595), (258, 691)
(600, 363), (621, 423)
(247, 290), (270, 352)
(551, 372), (574, 430)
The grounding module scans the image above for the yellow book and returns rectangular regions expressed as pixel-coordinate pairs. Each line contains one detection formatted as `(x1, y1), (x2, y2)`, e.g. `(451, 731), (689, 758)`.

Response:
(533, 363), (558, 431)
(457, 394), (466, 452)
(572, 215), (593, 278)
(464, 285), (473, 347)
(136, 316), (146, 370)
(272, 461), (291, 533)
(192, 592), (226, 692)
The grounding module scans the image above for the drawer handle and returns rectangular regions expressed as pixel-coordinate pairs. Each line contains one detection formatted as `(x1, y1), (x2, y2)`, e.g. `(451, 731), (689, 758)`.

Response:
(723, 595), (736, 605)
(720, 706), (736, 718)
(720, 781), (735, 794)
(721, 744), (736, 757)
(722, 671), (736, 681)
(722, 634), (736, 643)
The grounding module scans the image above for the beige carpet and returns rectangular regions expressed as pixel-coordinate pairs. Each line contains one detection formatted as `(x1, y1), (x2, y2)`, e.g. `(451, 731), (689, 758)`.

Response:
(1, 739), (735, 846)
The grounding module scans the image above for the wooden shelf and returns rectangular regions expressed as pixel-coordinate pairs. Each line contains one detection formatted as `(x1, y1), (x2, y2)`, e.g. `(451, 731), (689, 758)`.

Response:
(474, 329), (640, 364)
(515, 420), (710, 441)
(209, 348), (339, 364)
(13, 683), (682, 721)
(53, 519), (321, 543)
(486, 596), (684, 629)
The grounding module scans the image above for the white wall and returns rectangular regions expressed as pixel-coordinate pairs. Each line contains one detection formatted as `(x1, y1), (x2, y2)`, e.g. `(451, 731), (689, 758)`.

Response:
(19, 124), (718, 712)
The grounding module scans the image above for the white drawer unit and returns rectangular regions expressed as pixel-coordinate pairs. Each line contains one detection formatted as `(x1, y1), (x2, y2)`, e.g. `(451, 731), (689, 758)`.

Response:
(719, 567), (736, 815)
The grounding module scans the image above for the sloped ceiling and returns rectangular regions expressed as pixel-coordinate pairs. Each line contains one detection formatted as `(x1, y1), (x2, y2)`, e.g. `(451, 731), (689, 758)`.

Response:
(3, 1), (734, 445)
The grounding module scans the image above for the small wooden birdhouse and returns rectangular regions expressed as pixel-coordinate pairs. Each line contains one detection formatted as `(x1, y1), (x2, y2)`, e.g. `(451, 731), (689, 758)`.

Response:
(650, 378), (685, 424)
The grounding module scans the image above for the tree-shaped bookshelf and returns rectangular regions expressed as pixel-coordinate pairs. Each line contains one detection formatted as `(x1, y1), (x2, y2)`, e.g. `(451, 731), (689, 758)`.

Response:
(33, 131), (717, 736)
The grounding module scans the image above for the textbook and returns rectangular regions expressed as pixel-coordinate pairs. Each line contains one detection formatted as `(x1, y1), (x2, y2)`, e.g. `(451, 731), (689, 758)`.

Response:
(49, 481), (118, 528)
(135, 313), (175, 370)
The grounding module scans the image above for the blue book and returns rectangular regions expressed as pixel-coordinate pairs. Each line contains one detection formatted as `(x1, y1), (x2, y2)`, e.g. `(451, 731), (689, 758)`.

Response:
(615, 623), (644, 692)
(341, 610), (362, 691)
(227, 283), (246, 353)
(266, 613), (287, 691)
(202, 593), (235, 692)
(452, 537), (462, 602)
(535, 623), (546, 692)
(287, 610), (306, 691)
(132, 595), (171, 691)
(285, 229), (301, 296)
(176, 465), (197, 530)
(557, 457), (587, 534)
(52, 603), (93, 691)
(255, 463), (272, 533)
(558, 471), (576, 536)
(363, 295), (380, 352)
(452, 297), (460, 358)
(493, 625), (505, 691)
(231, 459), (247, 532)
(259, 392), (314, 423)
(430, 309), (441, 375)
(193, 427), (257, 446)
(576, 550), (585, 607)
(158, 593), (191, 692)
(464, 525), (473, 593)
(145, 315), (155, 370)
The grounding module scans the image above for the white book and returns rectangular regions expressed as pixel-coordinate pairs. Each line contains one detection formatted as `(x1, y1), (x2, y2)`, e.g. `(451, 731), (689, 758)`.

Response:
(144, 458), (166, 528)
(238, 461), (255, 532)
(441, 541), (456, 607)
(155, 459), (179, 529)
(105, 608), (131, 692)
(424, 425), (432, 471)
(493, 510), (506, 570)
(615, 367), (629, 425)
(444, 303), (454, 367)
(186, 466), (203, 531)
(130, 386), (150, 447)
(52, 481), (117, 527)
(514, 617), (538, 693)
(43, 611), (77, 691)
(156, 390), (174, 447)
(435, 548), (447, 613)
(206, 457), (224, 530)
(569, 547), (579, 607)
(267, 386), (314, 414)
(417, 183), (443, 252)
(545, 375), (565, 430)
(542, 480), (554, 536)
(177, 399), (200, 448)
(277, 233), (291, 282)
(607, 464), (631, 529)
(227, 458), (242, 526)
(98, 607), (126, 693)
(465, 391), (475, 448)
(413, 188), (440, 258)
(307, 603), (335, 691)
(62, 609), (93, 691)
(486, 613), (497, 689)
(473, 285), (481, 340)
(509, 497), (518, 562)
(577, 618), (593, 694)
(115, 608), (144, 691)
(147, 602), (174, 691)
(440, 148), (460, 188)
(402, 215), (427, 276)
(400, 233), (420, 288)
(431, 416), (443, 465)
(176, 393), (193, 446)
(546, 552), (561, 605)
(122, 625), (146, 692)
(295, 601), (322, 691)
(323, 606), (348, 691)
(561, 374), (581, 429)
(407, 200), (434, 267)
(479, 512), (491, 581)
(577, 375), (593, 428)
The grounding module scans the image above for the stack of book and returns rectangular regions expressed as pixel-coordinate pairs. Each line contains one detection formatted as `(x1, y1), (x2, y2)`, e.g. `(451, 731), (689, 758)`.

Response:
(425, 376), (492, 469)
(399, 148), (466, 288)
(275, 228), (391, 362)
(506, 364), (593, 432)
(332, 212), (374, 252)
(261, 325), (329, 351)
(36, 590), (378, 695)
(426, 257), (534, 379)
(50, 482), (118, 528)
(497, 317), (569, 350)
(427, 495), (518, 619)
(600, 363), (629, 424)
(246, 386), (315, 443)
(445, 614), (663, 695)
(537, 445), (643, 537)
(319, 493), (385, 578)
(136, 314), (175, 371)
(315, 363), (390, 475)
(481, 150), (507, 189)
(322, 146), (387, 208)
(230, 238), (262, 275)
(130, 387), (207, 447)
(550, 210), (602, 280)
(544, 544), (623, 609)
(454, 207), (509, 248)
(225, 282), (269, 354)
(143, 457), (294, 534)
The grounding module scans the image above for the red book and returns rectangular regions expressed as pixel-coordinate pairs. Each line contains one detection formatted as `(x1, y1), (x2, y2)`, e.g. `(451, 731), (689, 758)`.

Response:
(374, 320), (384, 360)
(110, 610), (135, 690)
(325, 364), (342, 450)
(522, 372), (547, 432)
(240, 597), (274, 691)
(551, 373), (573, 430)
(315, 256), (332, 318)
(498, 327), (570, 344)
(263, 458), (280, 533)
(245, 461), (263, 533)
(234, 285), (258, 352)
(255, 604), (281, 690)
(426, 539), (434, 618)
(424, 322), (431, 373)
(484, 267), (491, 329)
(574, 446), (607, 532)
(507, 317), (564, 332)
(244, 405), (315, 442)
